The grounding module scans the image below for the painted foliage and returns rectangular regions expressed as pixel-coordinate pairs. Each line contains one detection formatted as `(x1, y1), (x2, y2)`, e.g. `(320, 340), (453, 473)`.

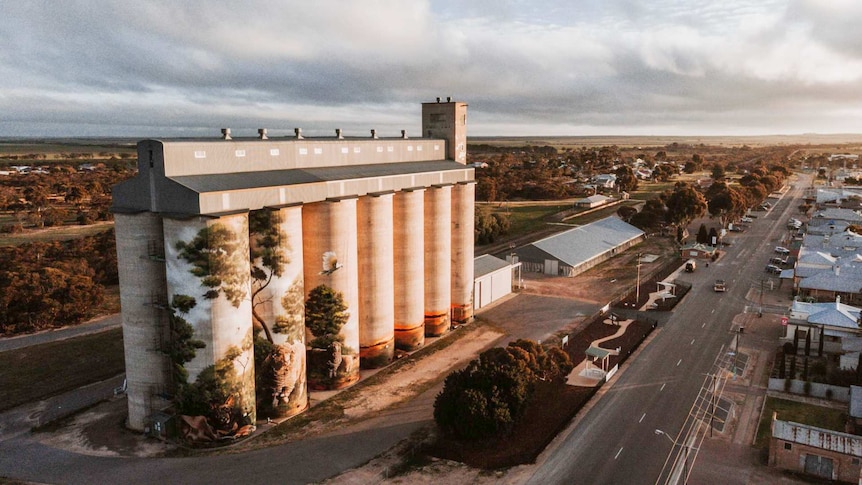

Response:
(164, 215), (256, 441)
(305, 284), (357, 389)
(248, 208), (307, 418)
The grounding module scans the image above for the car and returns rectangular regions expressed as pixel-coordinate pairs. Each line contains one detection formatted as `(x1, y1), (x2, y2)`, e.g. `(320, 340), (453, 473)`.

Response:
(774, 246), (790, 255)
(729, 225), (744, 232)
(740, 217), (753, 223)
(765, 264), (782, 274)
(770, 257), (788, 266)
(713, 279), (726, 292)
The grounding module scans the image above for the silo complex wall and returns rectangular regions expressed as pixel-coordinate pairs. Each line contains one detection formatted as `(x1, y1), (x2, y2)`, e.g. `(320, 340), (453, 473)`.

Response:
(302, 199), (361, 389)
(250, 206), (308, 418)
(451, 182), (476, 324)
(424, 185), (453, 336)
(357, 193), (395, 368)
(163, 214), (256, 426)
(393, 189), (425, 350)
(114, 212), (170, 431)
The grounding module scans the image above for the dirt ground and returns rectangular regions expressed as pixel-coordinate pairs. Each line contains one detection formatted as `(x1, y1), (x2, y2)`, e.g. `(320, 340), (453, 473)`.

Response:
(33, 235), (679, 482)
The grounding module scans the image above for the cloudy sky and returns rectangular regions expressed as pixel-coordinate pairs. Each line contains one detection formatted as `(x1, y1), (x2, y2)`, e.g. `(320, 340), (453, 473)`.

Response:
(2, 0), (862, 138)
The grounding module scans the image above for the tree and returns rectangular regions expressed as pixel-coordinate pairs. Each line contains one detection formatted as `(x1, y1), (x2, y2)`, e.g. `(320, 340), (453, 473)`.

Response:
(614, 165), (639, 193)
(711, 165), (725, 181)
(248, 209), (286, 342)
(305, 284), (349, 350)
(653, 164), (676, 182)
(664, 183), (707, 229)
(707, 183), (746, 227)
(175, 223), (249, 307)
(617, 205), (637, 222)
(630, 199), (666, 230)
(696, 224), (709, 244)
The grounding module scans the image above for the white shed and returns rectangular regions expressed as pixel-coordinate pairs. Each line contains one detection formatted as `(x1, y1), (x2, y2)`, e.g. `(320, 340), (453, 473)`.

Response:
(473, 254), (519, 310)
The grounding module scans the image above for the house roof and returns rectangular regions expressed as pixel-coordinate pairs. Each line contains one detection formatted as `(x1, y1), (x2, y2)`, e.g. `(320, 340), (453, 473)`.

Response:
(680, 243), (717, 254)
(852, 385), (862, 418)
(577, 194), (611, 204)
(474, 254), (512, 278)
(813, 207), (862, 223)
(772, 418), (862, 455)
(799, 271), (862, 293)
(791, 299), (862, 329)
(526, 217), (644, 269)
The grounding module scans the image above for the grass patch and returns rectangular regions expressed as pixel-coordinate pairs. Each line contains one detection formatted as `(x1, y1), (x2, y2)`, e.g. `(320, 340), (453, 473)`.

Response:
(490, 204), (569, 235)
(0, 327), (125, 412)
(0, 221), (114, 246)
(754, 397), (847, 449)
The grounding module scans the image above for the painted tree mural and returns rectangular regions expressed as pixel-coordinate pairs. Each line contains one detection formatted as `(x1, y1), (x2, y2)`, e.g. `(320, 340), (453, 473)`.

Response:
(248, 208), (307, 418)
(305, 284), (354, 389)
(168, 217), (255, 441)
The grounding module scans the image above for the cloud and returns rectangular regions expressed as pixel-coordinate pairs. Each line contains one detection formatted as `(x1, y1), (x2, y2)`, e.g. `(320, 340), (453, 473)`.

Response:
(2, 0), (862, 136)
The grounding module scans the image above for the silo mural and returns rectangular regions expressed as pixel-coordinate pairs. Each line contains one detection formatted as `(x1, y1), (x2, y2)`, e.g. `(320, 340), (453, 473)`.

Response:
(249, 206), (308, 419)
(163, 214), (256, 440)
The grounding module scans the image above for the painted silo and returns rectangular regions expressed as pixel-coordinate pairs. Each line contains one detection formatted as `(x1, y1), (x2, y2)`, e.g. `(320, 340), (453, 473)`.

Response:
(424, 184), (452, 336)
(114, 211), (170, 431)
(357, 192), (395, 368)
(451, 181), (476, 324)
(163, 213), (256, 433)
(302, 197), (360, 390)
(249, 205), (307, 419)
(393, 188), (425, 350)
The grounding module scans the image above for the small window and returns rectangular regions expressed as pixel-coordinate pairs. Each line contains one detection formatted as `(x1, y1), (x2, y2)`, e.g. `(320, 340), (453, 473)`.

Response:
(354, 147), (360, 153)
(299, 148), (308, 155)
(314, 148), (323, 155)
(784, 442), (792, 451)
(270, 149), (280, 156)
(853, 457), (860, 465)
(341, 147), (349, 154)
(407, 146), (413, 152)
(376, 146), (383, 153)
(194, 150), (206, 159)
(235, 149), (246, 157)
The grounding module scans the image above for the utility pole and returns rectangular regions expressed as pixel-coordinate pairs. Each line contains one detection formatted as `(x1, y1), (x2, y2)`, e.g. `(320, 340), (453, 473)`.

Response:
(759, 278), (764, 317)
(636, 252), (642, 306)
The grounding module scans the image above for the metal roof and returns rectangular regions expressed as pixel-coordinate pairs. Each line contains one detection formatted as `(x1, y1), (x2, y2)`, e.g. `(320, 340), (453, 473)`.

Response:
(170, 160), (465, 193)
(528, 217), (644, 269)
(474, 254), (512, 278)
(772, 418), (862, 456)
(586, 346), (610, 358)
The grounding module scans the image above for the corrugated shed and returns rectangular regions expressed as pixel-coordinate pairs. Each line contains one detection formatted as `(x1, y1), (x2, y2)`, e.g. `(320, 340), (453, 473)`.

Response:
(773, 419), (862, 457)
(474, 254), (511, 278)
(528, 217), (644, 269)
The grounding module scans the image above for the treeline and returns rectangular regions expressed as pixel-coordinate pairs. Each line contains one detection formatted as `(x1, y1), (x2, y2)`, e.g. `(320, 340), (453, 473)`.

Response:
(0, 163), (135, 232)
(0, 229), (117, 335)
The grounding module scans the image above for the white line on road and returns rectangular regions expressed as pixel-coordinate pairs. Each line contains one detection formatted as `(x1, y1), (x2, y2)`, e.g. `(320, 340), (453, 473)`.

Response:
(691, 339), (695, 345)
(615, 447), (624, 460)
(701, 322), (706, 328)
(639, 413), (646, 423)
(660, 383), (666, 391)
(677, 359), (682, 366)
(711, 309), (715, 314)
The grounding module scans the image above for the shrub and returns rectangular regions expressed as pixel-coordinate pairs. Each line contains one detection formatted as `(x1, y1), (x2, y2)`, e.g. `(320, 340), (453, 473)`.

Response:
(803, 380), (812, 396)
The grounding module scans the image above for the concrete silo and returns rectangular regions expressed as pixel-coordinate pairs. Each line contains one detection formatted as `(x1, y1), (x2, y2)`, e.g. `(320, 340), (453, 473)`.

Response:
(302, 198), (361, 389)
(114, 211), (170, 431)
(393, 188), (425, 350)
(250, 205), (307, 418)
(424, 184), (453, 336)
(163, 213), (256, 427)
(451, 181), (476, 324)
(357, 193), (395, 368)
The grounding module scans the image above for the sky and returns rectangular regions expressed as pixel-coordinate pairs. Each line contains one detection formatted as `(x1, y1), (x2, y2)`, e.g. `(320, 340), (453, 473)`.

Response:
(2, 0), (862, 138)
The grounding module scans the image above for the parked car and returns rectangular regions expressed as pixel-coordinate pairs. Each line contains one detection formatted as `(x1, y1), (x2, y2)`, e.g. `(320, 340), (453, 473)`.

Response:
(765, 264), (782, 274)
(770, 257), (788, 266)
(741, 216), (753, 223)
(774, 246), (790, 255)
(685, 260), (696, 272)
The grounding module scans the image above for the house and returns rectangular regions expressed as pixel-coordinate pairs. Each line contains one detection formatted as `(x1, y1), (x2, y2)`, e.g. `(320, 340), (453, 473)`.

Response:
(575, 194), (612, 209)
(679, 243), (717, 260)
(783, 297), (862, 356)
(473, 254), (520, 311)
(593, 174), (616, 189)
(769, 413), (862, 483)
(513, 217), (644, 277)
(797, 266), (862, 305)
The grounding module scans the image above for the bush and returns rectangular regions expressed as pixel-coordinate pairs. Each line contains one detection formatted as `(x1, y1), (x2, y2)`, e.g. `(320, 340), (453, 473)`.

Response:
(803, 380), (812, 396)
(784, 378), (792, 391)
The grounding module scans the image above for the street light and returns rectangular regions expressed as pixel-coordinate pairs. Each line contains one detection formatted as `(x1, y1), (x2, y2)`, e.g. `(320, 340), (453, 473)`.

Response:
(655, 429), (693, 484)
(636, 252), (642, 306)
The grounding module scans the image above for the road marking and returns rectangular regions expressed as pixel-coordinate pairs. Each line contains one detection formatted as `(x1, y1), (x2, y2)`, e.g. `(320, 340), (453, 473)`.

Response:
(677, 359), (682, 366)
(615, 447), (624, 459)
(691, 339), (695, 345)
(711, 309), (715, 314)
(660, 383), (666, 391)
(639, 413), (646, 423)
(701, 323), (706, 328)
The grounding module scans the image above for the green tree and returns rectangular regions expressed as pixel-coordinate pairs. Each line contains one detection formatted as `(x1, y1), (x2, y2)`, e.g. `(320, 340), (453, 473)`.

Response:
(175, 223), (249, 307)
(615, 165), (639, 193)
(696, 224), (709, 244)
(653, 164), (676, 182)
(305, 285), (349, 350)
(664, 183), (707, 229)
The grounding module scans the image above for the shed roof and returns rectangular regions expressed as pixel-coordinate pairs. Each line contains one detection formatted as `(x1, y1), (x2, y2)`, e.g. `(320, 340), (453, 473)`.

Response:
(772, 418), (862, 456)
(474, 254), (512, 278)
(526, 217), (644, 269)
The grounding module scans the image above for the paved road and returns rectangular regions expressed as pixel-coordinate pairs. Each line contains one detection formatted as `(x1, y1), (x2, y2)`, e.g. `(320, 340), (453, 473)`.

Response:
(0, 313), (121, 353)
(527, 180), (806, 484)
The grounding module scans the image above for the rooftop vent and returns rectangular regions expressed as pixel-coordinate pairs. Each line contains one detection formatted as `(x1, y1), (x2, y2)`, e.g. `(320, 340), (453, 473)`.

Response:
(436, 97), (441, 103)
(446, 96), (451, 102)
(295, 128), (303, 140)
(258, 128), (268, 140)
(336, 128), (344, 139)
(221, 128), (232, 140)
(370, 129), (378, 139)
(401, 130), (408, 139)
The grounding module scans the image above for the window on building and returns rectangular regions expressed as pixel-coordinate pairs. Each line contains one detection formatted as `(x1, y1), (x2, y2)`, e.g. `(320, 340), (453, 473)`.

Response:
(853, 458), (860, 465)
(784, 442), (792, 451)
